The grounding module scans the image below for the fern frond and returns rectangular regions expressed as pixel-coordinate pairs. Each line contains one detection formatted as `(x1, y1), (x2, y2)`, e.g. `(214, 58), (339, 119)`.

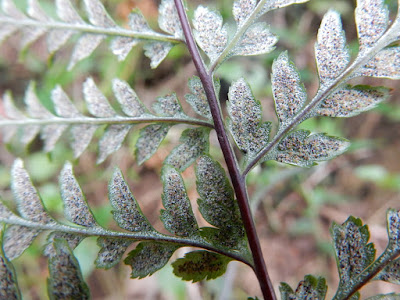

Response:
(0, 0), (183, 69)
(0, 77), (213, 163)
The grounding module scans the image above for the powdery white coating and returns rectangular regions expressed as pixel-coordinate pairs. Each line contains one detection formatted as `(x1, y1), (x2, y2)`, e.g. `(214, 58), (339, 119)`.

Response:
(276, 130), (349, 167)
(41, 123), (67, 153)
(44, 232), (84, 257)
(153, 93), (183, 117)
(2, 93), (25, 143)
(83, 78), (116, 118)
(2, 0), (25, 18)
(185, 76), (212, 120)
(24, 83), (53, 119)
(108, 169), (153, 232)
(387, 209), (400, 245)
(68, 34), (104, 70)
(143, 41), (173, 69)
(56, 0), (84, 24)
(83, 0), (116, 28)
(0, 201), (13, 218)
(70, 124), (98, 158)
(375, 258), (400, 284)
(315, 10), (350, 84)
(231, 22), (277, 57)
(11, 159), (53, 224)
(60, 162), (97, 227)
(112, 79), (147, 117)
(165, 128), (210, 171)
(331, 217), (375, 284)
(317, 85), (389, 117)
(96, 237), (132, 269)
(227, 78), (271, 157)
(262, 0), (310, 14)
(280, 276), (327, 300)
(360, 47), (400, 79)
(196, 156), (241, 229)
(110, 37), (139, 61)
(158, 0), (183, 39)
(272, 52), (306, 123)
(135, 124), (170, 165)
(193, 6), (228, 63)
(232, 0), (257, 27)
(356, 0), (389, 51)
(51, 86), (81, 118)
(124, 242), (179, 278)
(3, 226), (39, 260)
(0, 241), (20, 300)
(27, 0), (48, 21)
(128, 10), (153, 33)
(47, 239), (90, 299)
(161, 166), (198, 237)
(47, 28), (74, 54)
(97, 124), (131, 163)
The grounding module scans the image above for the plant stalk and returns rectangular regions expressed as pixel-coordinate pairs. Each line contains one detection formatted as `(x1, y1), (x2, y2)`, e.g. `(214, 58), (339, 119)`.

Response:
(174, 1), (276, 299)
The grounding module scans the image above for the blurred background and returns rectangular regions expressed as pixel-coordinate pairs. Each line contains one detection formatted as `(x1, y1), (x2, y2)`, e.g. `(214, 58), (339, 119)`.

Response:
(0, 0), (400, 299)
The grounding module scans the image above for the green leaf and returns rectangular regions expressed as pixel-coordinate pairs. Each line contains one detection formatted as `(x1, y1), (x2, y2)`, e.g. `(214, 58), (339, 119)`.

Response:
(172, 250), (232, 282)
(227, 78), (271, 159)
(275, 130), (349, 167)
(316, 85), (390, 118)
(108, 168), (153, 232)
(95, 237), (133, 269)
(135, 124), (170, 165)
(47, 238), (90, 300)
(160, 166), (199, 237)
(366, 294), (400, 300)
(375, 257), (400, 284)
(279, 275), (327, 300)
(165, 128), (210, 171)
(0, 228), (21, 300)
(331, 216), (376, 285)
(124, 242), (179, 278)
(185, 76), (214, 120)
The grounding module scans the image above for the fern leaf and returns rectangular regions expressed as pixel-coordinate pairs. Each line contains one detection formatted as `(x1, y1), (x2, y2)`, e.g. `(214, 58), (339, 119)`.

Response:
(315, 10), (350, 85)
(227, 78), (271, 160)
(262, 0), (310, 14)
(158, 0), (183, 39)
(161, 166), (199, 237)
(231, 22), (277, 57)
(331, 216), (376, 286)
(272, 52), (306, 125)
(96, 237), (133, 269)
(135, 124), (170, 165)
(279, 275), (327, 300)
(275, 130), (350, 167)
(366, 294), (400, 300)
(108, 168), (153, 232)
(165, 128), (210, 171)
(3, 225), (39, 260)
(0, 228), (21, 300)
(153, 93), (185, 117)
(355, 0), (389, 52)
(232, 0), (257, 27)
(47, 238), (90, 300)
(172, 250), (232, 282)
(387, 209), (400, 248)
(358, 47), (400, 79)
(143, 41), (174, 69)
(193, 6), (228, 64)
(375, 257), (400, 284)
(112, 79), (149, 117)
(124, 242), (180, 279)
(315, 85), (390, 118)
(185, 76), (214, 120)
(59, 162), (98, 227)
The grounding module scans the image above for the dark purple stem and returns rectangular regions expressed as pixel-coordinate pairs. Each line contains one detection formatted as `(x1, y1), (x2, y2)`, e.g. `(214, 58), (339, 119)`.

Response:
(173, 1), (276, 299)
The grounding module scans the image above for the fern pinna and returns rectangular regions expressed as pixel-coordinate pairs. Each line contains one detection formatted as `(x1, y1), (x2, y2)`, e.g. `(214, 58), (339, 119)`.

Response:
(0, 0), (400, 299)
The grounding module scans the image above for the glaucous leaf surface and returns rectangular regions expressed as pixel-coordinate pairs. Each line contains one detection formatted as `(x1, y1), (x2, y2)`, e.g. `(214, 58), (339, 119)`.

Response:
(44, 232), (84, 257)
(161, 166), (199, 237)
(355, 0), (389, 51)
(96, 237), (133, 269)
(185, 76), (213, 120)
(315, 10), (350, 84)
(60, 162), (98, 227)
(47, 239), (90, 300)
(83, 78), (116, 118)
(124, 242), (180, 278)
(0, 229), (21, 300)
(112, 79), (148, 117)
(172, 250), (232, 282)
(375, 258), (400, 284)
(108, 169), (153, 232)
(331, 217), (376, 284)
(158, 0), (183, 39)
(165, 128), (210, 171)
(359, 47), (400, 79)
(280, 275), (327, 300)
(275, 130), (349, 167)
(261, 0), (310, 15)
(193, 6), (228, 63)
(227, 78), (271, 159)
(272, 52), (306, 124)
(366, 294), (400, 300)
(233, 0), (257, 27)
(153, 93), (185, 117)
(315, 85), (390, 117)
(3, 226), (39, 260)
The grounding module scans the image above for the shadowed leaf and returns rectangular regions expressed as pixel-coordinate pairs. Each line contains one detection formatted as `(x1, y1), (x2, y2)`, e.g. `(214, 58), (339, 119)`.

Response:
(124, 242), (179, 278)
(185, 76), (213, 120)
(144, 42), (174, 69)
(161, 166), (198, 237)
(366, 294), (400, 300)
(47, 238), (90, 300)
(172, 250), (232, 282)
(280, 275), (327, 300)
(135, 124), (170, 165)
(97, 125), (131, 164)
(96, 237), (133, 269)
